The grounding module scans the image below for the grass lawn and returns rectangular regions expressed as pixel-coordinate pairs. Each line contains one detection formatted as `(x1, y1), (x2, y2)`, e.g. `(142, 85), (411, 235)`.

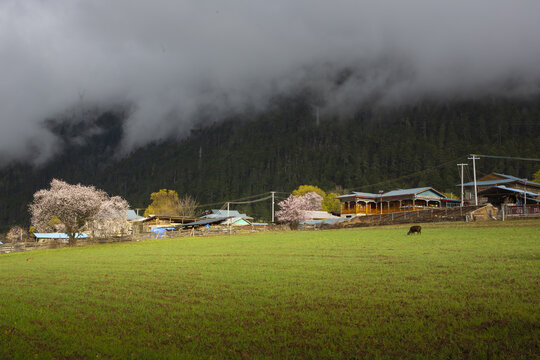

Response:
(0, 221), (539, 359)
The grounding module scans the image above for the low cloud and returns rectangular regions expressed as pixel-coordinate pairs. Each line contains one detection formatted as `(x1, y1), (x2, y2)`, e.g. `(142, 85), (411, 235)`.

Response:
(1, 0), (539, 164)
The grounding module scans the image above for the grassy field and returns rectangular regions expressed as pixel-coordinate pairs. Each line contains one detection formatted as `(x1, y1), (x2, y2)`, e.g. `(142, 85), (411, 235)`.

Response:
(0, 221), (539, 359)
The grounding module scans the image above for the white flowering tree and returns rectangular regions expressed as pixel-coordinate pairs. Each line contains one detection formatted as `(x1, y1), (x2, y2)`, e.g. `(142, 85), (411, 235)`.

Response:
(87, 195), (130, 238)
(275, 192), (323, 225)
(6, 226), (26, 243)
(29, 179), (129, 245)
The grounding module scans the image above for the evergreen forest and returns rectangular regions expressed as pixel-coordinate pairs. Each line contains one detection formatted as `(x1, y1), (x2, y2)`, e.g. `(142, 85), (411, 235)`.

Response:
(0, 95), (539, 231)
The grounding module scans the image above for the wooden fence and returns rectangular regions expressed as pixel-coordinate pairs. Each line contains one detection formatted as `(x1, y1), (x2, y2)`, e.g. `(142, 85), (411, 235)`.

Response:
(336, 205), (488, 229)
(504, 204), (540, 216)
(0, 226), (278, 254)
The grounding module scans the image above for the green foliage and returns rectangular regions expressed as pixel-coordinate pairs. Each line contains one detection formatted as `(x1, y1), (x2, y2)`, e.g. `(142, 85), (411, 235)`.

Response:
(443, 192), (458, 200)
(533, 169), (540, 183)
(144, 189), (180, 216)
(0, 222), (538, 358)
(292, 185), (340, 213)
(292, 185), (326, 198)
(322, 192), (341, 213)
(48, 216), (62, 228)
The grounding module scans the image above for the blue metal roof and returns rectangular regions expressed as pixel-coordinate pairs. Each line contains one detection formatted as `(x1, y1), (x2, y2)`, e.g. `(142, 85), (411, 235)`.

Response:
(33, 233), (89, 239)
(338, 187), (445, 200)
(382, 187), (433, 197)
(126, 210), (144, 220)
(201, 209), (253, 219)
(336, 192), (378, 199)
(489, 186), (539, 197)
(462, 174), (540, 187)
(462, 178), (515, 187)
(353, 191), (379, 197)
(492, 173), (523, 181)
(175, 217), (230, 228)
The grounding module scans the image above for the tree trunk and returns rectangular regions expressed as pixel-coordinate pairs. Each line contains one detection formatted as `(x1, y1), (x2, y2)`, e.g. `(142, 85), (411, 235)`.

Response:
(67, 228), (77, 246)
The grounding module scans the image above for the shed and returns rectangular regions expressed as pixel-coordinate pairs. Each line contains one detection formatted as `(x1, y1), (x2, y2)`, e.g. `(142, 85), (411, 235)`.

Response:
(202, 209), (253, 220)
(33, 233), (89, 243)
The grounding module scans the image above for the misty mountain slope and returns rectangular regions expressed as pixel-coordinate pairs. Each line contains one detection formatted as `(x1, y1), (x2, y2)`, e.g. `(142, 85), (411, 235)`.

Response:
(0, 96), (539, 231)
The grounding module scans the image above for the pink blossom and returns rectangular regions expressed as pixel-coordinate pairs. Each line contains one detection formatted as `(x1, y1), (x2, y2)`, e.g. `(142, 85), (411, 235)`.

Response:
(29, 179), (129, 245)
(275, 192), (323, 223)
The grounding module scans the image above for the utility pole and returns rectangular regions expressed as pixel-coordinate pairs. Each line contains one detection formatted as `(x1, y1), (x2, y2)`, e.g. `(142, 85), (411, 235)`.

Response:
(457, 163), (468, 207)
(270, 191), (275, 223)
(524, 179), (527, 215)
(379, 190), (384, 217)
(468, 155), (480, 206)
(227, 202), (231, 235)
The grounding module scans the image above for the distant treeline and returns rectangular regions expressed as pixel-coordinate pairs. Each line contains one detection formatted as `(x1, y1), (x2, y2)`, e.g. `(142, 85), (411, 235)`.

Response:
(1, 95), (539, 230)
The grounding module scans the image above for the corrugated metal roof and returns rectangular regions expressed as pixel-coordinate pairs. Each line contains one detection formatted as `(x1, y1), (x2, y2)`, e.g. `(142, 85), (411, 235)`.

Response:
(303, 210), (339, 219)
(126, 210), (144, 220)
(492, 173), (523, 181)
(461, 179), (515, 187)
(175, 217), (230, 228)
(33, 233), (88, 239)
(299, 218), (345, 226)
(201, 209), (253, 220)
(382, 187), (432, 197)
(487, 186), (539, 197)
(336, 192), (378, 199)
(338, 187), (445, 199)
(464, 174), (540, 187)
(353, 192), (379, 197)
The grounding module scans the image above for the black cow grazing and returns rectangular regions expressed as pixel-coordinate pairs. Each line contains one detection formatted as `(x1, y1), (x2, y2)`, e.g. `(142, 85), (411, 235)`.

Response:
(407, 225), (422, 235)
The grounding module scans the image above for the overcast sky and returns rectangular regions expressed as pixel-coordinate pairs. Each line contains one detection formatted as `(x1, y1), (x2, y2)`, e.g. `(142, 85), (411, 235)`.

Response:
(1, 0), (539, 165)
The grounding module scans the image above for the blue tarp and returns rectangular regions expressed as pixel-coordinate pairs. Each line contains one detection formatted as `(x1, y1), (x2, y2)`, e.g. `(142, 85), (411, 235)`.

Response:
(151, 227), (175, 238)
(33, 233), (88, 239)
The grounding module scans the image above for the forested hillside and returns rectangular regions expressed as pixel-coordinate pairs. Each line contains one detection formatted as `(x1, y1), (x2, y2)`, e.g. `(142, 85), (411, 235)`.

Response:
(1, 95), (539, 230)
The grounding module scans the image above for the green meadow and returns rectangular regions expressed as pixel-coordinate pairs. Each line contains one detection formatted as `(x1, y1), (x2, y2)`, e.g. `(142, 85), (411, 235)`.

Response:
(1, 221), (539, 359)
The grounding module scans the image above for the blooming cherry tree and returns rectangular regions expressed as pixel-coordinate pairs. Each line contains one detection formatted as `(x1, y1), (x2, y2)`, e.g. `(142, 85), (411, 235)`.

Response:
(29, 179), (129, 245)
(88, 195), (130, 238)
(275, 192), (323, 224)
(6, 226), (25, 243)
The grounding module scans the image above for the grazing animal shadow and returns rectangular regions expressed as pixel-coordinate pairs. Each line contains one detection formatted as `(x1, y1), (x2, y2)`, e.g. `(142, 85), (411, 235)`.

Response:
(407, 225), (422, 235)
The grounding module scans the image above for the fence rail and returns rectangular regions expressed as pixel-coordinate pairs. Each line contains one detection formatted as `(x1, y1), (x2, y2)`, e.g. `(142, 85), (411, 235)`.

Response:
(337, 205), (488, 228)
(504, 204), (540, 216)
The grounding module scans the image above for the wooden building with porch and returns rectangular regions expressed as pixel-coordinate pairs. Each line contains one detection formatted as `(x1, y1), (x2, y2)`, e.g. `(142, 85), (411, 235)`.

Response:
(338, 187), (458, 217)
(462, 172), (540, 204)
(132, 215), (199, 233)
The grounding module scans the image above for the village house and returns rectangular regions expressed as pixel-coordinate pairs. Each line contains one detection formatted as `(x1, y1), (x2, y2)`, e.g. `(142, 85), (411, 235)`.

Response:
(462, 172), (540, 206)
(202, 209), (254, 226)
(32, 233), (89, 244)
(132, 214), (199, 233)
(337, 187), (459, 218)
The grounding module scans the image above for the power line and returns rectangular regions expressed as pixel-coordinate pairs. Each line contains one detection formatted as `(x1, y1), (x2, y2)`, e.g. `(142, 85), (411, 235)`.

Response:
(474, 154), (540, 162)
(229, 195), (272, 205)
(347, 155), (467, 192)
(195, 192), (277, 208)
